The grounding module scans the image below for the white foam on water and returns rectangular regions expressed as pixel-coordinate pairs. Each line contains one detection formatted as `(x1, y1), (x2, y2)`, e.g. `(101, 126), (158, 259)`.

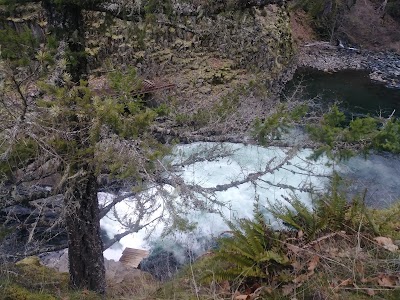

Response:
(101, 142), (333, 260)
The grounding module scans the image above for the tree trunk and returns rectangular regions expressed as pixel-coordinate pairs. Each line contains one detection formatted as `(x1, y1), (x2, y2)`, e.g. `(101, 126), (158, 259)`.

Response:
(42, 0), (87, 82)
(42, 1), (105, 293)
(64, 169), (106, 293)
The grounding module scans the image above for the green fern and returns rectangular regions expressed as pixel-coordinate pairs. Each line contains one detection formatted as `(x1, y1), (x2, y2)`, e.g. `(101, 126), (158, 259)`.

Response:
(268, 173), (372, 240)
(203, 204), (289, 284)
(269, 197), (326, 239)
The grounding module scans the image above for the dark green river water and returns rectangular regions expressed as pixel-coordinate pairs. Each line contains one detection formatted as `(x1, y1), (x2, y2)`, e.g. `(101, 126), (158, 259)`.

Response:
(284, 69), (400, 116)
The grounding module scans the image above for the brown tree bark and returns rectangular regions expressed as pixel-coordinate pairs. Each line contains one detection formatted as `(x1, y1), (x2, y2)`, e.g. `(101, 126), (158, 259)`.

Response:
(64, 168), (106, 293)
(42, 0), (105, 293)
(42, 0), (87, 82)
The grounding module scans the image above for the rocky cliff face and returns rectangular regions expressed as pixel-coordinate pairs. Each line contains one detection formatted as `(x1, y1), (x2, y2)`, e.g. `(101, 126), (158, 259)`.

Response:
(84, 1), (295, 140)
(86, 1), (294, 95)
(3, 1), (295, 137)
(113, 5), (291, 71)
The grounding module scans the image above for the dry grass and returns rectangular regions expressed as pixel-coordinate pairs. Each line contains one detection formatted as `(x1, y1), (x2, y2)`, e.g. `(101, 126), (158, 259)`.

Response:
(157, 228), (400, 300)
(280, 230), (400, 299)
(106, 272), (159, 299)
(0, 228), (399, 300)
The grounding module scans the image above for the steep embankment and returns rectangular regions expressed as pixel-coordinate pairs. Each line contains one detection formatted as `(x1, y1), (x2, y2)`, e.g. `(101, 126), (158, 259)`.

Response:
(290, 0), (400, 89)
(86, 2), (295, 140)
(1, 1), (295, 141)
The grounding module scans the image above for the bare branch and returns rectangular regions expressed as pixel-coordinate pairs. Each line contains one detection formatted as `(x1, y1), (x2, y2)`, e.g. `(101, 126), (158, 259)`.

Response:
(99, 192), (135, 218)
(103, 214), (162, 250)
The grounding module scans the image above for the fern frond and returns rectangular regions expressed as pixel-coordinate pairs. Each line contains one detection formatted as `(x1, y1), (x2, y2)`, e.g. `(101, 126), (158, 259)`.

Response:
(207, 207), (290, 284)
(268, 172), (373, 241)
(215, 252), (256, 268)
(256, 250), (289, 265)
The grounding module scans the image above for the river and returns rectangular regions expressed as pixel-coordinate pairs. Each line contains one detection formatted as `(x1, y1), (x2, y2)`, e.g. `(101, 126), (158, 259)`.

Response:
(284, 69), (400, 116)
(101, 70), (400, 262)
(101, 144), (332, 261)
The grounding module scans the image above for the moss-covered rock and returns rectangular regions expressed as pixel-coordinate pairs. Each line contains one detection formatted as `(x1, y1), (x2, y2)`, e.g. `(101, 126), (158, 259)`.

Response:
(0, 258), (106, 300)
(15, 256), (41, 267)
(13, 256), (69, 292)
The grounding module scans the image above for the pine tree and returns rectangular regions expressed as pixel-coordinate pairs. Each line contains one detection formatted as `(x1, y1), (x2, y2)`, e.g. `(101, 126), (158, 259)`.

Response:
(0, 0), (165, 293)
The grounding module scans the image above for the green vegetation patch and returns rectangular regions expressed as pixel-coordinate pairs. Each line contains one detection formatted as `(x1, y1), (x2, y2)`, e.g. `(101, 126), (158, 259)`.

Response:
(308, 105), (400, 159)
(0, 257), (104, 300)
(11, 256), (69, 292)
(3, 284), (56, 300)
(165, 176), (400, 300)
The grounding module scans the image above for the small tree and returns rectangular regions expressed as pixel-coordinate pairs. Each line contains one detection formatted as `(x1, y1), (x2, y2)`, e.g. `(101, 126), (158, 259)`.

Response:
(0, 0), (168, 293)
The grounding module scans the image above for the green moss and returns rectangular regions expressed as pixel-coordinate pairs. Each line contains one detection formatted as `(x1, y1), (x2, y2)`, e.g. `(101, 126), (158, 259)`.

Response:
(3, 285), (56, 300)
(1, 280), (102, 300)
(15, 256), (41, 267)
(205, 70), (233, 85)
(367, 202), (400, 240)
(66, 290), (103, 300)
(14, 256), (69, 291)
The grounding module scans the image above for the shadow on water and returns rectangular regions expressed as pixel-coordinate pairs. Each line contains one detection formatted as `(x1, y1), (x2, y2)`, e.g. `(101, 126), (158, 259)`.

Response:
(284, 69), (400, 117)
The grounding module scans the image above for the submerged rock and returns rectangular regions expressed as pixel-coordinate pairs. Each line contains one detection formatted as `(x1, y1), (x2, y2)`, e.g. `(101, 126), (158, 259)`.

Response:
(138, 246), (183, 281)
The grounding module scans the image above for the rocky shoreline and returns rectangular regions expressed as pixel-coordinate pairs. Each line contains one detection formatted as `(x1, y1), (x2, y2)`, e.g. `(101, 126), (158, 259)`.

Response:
(297, 42), (400, 89)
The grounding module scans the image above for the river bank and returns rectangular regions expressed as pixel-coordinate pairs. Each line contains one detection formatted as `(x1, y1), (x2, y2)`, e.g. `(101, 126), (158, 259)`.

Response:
(296, 42), (400, 90)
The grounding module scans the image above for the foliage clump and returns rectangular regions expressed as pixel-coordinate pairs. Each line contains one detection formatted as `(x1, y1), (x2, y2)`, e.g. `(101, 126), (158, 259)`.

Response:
(185, 178), (400, 299)
(252, 103), (308, 144)
(0, 24), (39, 65)
(3, 285), (56, 300)
(203, 204), (290, 284)
(308, 105), (400, 159)
(269, 174), (371, 240)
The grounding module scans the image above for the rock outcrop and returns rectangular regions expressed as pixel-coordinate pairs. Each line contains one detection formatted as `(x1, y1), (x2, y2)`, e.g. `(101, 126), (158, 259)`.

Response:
(39, 249), (149, 283)
(297, 43), (400, 89)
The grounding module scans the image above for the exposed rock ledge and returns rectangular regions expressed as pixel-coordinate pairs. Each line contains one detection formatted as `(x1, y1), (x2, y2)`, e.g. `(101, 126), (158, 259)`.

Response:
(39, 250), (148, 283)
(297, 42), (400, 89)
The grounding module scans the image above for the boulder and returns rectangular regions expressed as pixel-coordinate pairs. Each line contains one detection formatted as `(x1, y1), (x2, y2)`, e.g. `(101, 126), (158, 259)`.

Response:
(40, 249), (150, 283)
